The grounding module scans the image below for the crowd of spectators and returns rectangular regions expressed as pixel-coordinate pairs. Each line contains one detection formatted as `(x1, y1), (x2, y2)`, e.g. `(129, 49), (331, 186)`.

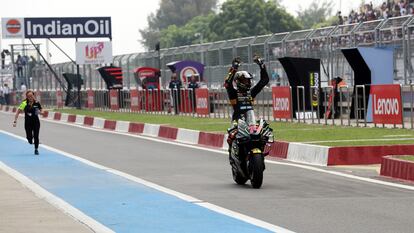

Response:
(338, 0), (414, 25)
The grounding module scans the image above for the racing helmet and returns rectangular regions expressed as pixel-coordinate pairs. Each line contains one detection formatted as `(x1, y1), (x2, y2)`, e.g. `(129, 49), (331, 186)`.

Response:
(234, 71), (252, 91)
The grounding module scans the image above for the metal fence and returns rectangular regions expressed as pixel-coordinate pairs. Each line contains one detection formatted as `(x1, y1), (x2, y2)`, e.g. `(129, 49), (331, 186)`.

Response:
(28, 15), (414, 92)
(20, 83), (413, 130)
(17, 15), (414, 129)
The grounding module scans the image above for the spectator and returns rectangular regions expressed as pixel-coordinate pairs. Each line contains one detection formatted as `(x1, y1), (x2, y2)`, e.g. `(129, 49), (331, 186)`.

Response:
(1, 51), (5, 70)
(187, 74), (199, 111)
(28, 56), (37, 78)
(3, 83), (10, 105)
(187, 74), (199, 89)
(0, 85), (4, 105)
(337, 11), (344, 25)
(338, 1), (411, 26)
(20, 82), (27, 102)
(16, 55), (25, 78)
(20, 82), (27, 92)
(169, 73), (182, 114)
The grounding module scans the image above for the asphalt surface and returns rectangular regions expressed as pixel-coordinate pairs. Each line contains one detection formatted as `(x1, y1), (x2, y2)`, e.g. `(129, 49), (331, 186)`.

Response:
(1, 112), (414, 233)
(0, 169), (93, 233)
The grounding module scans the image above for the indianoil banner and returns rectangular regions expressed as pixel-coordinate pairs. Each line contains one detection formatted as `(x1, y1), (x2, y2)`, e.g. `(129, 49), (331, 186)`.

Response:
(371, 84), (403, 125)
(2, 17), (111, 39)
(272, 86), (292, 119)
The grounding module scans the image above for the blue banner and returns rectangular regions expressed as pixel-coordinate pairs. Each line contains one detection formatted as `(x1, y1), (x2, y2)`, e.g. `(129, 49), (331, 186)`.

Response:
(24, 17), (111, 38)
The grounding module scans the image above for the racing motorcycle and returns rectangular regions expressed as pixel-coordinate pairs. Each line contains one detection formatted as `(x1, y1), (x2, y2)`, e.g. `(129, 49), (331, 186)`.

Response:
(227, 110), (274, 189)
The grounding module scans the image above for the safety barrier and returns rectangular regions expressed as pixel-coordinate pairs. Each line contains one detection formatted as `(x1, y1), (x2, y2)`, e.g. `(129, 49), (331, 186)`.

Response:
(7, 82), (414, 129)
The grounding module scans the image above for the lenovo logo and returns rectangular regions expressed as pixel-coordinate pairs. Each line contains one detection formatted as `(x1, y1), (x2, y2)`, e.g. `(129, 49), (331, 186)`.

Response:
(274, 97), (289, 111)
(196, 98), (208, 109)
(373, 94), (399, 115)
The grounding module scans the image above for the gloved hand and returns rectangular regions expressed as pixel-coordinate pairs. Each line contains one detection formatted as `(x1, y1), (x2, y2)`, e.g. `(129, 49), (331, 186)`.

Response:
(232, 57), (241, 70)
(253, 55), (265, 69)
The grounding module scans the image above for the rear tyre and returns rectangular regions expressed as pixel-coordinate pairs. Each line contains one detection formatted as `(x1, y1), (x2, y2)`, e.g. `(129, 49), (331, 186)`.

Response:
(249, 154), (264, 189)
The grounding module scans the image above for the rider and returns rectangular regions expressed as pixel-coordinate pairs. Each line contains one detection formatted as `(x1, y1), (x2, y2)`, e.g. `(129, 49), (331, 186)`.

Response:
(224, 55), (269, 135)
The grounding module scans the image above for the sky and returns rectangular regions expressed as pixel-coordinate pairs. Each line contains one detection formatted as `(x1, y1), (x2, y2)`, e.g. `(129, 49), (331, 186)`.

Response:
(0, 0), (380, 64)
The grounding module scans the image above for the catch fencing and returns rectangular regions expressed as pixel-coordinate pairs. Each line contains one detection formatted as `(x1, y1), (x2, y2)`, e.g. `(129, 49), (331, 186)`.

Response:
(10, 83), (411, 129)
(30, 15), (414, 90)
(17, 15), (414, 129)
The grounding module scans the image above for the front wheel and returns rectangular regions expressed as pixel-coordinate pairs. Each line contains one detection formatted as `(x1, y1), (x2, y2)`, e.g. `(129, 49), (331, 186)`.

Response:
(249, 154), (264, 189)
(232, 166), (248, 185)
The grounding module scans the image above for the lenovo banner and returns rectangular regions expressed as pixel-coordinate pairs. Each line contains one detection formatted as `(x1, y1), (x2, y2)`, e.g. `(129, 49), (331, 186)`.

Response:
(76, 41), (113, 64)
(2, 17), (111, 39)
(195, 89), (209, 116)
(272, 86), (292, 119)
(371, 84), (403, 125)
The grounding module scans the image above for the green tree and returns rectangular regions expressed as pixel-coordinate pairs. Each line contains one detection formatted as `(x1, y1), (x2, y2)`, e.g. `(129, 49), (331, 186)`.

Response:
(296, 0), (334, 29)
(140, 0), (217, 50)
(209, 0), (301, 41)
(160, 14), (215, 48)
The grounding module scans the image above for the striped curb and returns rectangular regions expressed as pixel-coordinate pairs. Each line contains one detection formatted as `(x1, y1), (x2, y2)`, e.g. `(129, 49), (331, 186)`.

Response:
(381, 156), (414, 182)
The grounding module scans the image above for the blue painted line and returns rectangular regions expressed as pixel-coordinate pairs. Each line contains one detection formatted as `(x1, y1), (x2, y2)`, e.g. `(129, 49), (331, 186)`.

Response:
(0, 132), (274, 233)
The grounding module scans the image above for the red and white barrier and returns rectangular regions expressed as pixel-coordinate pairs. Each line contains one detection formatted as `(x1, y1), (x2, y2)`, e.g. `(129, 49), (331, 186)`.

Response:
(92, 118), (105, 129)
(115, 121), (129, 133)
(104, 120), (117, 130)
(128, 122), (145, 134)
(60, 113), (69, 122)
(158, 126), (178, 140)
(176, 128), (200, 144)
(381, 156), (414, 182)
(75, 115), (85, 125)
(67, 115), (77, 123)
(53, 112), (62, 121)
(47, 112), (56, 120)
(287, 143), (330, 166)
(143, 124), (160, 137)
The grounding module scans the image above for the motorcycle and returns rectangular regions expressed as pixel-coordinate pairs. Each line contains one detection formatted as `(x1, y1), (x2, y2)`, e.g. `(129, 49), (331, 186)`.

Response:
(228, 110), (274, 189)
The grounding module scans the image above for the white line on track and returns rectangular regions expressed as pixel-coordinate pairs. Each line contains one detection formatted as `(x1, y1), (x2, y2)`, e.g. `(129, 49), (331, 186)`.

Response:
(0, 128), (295, 233)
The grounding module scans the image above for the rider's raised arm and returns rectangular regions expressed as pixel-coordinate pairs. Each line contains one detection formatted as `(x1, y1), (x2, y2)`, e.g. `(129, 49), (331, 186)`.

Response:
(251, 55), (269, 98)
(224, 68), (237, 96)
(224, 58), (241, 103)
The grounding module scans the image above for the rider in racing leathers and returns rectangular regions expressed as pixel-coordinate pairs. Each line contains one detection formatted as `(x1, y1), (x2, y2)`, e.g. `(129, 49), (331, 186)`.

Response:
(224, 55), (269, 146)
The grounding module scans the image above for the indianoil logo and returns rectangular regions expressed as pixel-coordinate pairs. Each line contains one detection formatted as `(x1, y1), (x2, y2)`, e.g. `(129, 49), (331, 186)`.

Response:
(6, 19), (21, 34)
(180, 66), (198, 82)
(2, 18), (24, 38)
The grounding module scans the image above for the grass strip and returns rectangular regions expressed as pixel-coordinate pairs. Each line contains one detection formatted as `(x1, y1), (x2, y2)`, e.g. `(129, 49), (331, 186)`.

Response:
(54, 109), (414, 147)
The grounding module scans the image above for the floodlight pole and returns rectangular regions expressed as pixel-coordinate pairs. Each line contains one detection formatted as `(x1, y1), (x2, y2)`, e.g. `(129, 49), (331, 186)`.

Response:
(155, 42), (161, 87)
(76, 38), (81, 109)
